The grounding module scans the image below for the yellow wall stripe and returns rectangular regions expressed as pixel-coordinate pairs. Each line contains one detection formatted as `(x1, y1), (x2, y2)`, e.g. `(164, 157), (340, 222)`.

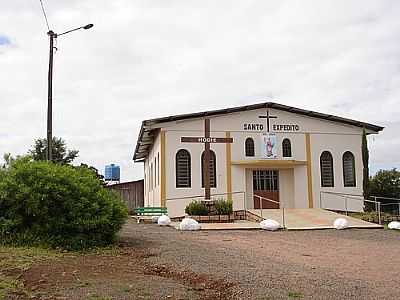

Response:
(305, 133), (314, 208)
(225, 131), (232, 201)
(160, 131), (166, 207)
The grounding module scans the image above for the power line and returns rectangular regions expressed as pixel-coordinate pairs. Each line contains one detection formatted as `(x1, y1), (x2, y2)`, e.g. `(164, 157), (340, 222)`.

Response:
(38, 0), (51, 31)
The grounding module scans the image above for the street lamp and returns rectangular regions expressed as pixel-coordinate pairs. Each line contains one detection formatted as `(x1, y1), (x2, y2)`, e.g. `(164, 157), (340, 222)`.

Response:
(46, 24), (93, 161)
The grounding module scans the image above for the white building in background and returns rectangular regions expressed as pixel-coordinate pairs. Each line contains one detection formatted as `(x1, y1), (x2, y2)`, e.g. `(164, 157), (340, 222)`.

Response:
(133, 102), (383, 217)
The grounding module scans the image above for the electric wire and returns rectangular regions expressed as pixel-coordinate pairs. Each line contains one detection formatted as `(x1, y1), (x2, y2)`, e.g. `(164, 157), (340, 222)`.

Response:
(38, 0), (51, 31)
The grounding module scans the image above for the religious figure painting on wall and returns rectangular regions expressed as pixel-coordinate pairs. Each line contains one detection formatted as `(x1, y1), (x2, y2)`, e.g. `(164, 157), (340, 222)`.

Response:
(261, 133), (277, 159)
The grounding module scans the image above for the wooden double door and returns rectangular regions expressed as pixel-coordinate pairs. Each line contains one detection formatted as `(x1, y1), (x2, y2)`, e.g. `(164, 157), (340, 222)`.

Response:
(253, 170), (279, 209)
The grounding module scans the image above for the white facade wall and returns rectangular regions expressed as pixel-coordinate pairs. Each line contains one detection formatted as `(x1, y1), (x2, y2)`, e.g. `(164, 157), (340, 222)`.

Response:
(164, 130), (228, 208)
(310, 133), (364, 211)
(144, 131), (161, 207)
(280, 169), (295, 208)
(142, 108), (376, 216)
(293, 165), (309, 208)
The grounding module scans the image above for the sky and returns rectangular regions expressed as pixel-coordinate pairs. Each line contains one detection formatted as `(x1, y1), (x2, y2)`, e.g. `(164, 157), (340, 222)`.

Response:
(0, 0), (399, 181)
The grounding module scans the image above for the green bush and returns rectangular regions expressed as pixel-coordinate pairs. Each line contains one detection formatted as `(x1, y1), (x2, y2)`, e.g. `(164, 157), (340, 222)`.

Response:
(0, 158), (128, 250)
(214, 198), (233, 215)
(185, 201), (208, 216)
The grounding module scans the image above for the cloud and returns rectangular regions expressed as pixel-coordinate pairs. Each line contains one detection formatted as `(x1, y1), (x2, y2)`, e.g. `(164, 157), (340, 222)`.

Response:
(0, 0), (399, 181)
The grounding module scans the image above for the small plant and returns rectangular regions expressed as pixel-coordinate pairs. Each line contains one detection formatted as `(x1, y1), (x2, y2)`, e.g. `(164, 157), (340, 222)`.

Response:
(185, 201), (208, 216)
(214, 198), (233, 215)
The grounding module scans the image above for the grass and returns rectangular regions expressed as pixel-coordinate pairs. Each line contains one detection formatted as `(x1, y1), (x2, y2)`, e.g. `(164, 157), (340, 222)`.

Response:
(0, 246), (61, 299)
(0, 275), (21, 299)
(349, 211), (387, 220)
(349, 212), (400, 231)
(0, 245), (61, 270)
(383, 223), (400, 231)
(85, 295), (112, 300)
(0, 244), (123, 299)
(288, 291), (303, 299)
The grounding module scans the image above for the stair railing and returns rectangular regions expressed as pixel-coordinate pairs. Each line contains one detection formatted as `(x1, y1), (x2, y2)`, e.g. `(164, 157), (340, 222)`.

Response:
(320, 191), (382, 224)
(253, 194), (285, 229)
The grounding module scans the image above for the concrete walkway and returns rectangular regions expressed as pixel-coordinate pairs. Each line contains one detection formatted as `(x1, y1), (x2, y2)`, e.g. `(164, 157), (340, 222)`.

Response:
(171, 209), (382, 230)
(248, 208), (382, 230)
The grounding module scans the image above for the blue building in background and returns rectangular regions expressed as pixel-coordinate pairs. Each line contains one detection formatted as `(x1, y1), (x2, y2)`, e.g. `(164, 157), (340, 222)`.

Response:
(105, 164), (120, 182)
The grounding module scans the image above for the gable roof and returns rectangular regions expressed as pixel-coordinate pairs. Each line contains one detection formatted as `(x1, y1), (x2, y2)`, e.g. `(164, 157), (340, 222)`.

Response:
(133, 101), (384, 161)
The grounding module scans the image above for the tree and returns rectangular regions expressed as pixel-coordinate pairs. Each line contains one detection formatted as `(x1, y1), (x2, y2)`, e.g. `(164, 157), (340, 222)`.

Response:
(29, 137), (79, 164)
(369, 169), (400, 199)
(362, 128), (369, 197)
(78, 163), (105, 185)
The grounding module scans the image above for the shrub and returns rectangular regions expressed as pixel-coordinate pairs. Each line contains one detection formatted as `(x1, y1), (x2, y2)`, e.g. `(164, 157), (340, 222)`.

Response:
(214, 198), (233, 215)
(185, 201), (208, 216)
(0, 158), (128, 250)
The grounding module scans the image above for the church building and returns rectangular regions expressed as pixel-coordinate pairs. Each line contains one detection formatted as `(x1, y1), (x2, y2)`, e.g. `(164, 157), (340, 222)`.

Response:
(133, 102), (383, 217)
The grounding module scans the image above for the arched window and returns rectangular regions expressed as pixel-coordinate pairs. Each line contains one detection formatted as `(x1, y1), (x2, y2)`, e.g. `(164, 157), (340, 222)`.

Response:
(245, 137), (255, 157)
(282, 138), (292, 157)
(320, 151), (334, 187)
(343, 151), (356, 187)
(201, 150), (216, 188)
(176, 149), (191, 188)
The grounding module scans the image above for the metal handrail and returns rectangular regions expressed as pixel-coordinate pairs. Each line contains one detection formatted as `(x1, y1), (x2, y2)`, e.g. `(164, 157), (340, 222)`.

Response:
(253, 194), (285, 229)
(320, 191), (382, 224)
(319, 191), (379, 205)
(370, 196), (400, 218)
(371, 196), (400, 202)
(380, 202), (400, 217)
(253, 194), (280, 204)
(320, 191), (364, 197)
(381, 202), (400, 206)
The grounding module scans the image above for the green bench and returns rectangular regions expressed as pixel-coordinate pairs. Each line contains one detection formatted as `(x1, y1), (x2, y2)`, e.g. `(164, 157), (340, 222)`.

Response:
(134, 207), (168, 223)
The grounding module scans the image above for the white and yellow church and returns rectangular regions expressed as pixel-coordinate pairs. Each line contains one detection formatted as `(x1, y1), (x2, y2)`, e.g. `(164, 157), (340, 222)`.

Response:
(133, 102), (383, 218)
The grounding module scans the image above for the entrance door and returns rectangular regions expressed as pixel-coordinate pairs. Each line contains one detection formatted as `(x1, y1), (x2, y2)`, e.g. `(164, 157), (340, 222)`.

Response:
(253, 170), (279, 209)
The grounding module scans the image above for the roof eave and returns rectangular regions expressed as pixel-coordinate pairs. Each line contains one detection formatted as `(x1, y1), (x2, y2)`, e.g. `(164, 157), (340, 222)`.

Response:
(132, 101), (384, 160)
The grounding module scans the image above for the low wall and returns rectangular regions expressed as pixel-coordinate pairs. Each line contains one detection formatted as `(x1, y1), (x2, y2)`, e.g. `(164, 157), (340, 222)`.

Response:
(166, 192), (246, 218)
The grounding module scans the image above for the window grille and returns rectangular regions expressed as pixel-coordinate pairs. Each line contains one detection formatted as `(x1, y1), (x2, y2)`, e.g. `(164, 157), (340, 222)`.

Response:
(282, 138), (292, 157)
(343, 151), (356, 187)
(201, 150), (216, 188)
(245, 137), (255, 157)
(176, 149), (191, 188)
(253, 170), (279, 191)
(320, 151), (334, 187)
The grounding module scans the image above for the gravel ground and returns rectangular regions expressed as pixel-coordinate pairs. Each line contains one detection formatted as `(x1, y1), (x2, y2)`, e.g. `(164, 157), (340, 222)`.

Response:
(120, 220), (400, 300)
(7, 220), (399, 299)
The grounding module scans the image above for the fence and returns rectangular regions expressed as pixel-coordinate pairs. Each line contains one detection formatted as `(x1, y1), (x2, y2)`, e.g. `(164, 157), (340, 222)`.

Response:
(320, 191), (382, 224)
(320, 191), (400, 225)
(106, 180), (144, 214)
(371, 196), (400, 215)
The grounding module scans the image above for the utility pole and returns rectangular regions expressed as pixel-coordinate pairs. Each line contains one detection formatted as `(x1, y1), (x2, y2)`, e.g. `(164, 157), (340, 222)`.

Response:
(47, 30), (56, 161)
(44, 24), (93, 161)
